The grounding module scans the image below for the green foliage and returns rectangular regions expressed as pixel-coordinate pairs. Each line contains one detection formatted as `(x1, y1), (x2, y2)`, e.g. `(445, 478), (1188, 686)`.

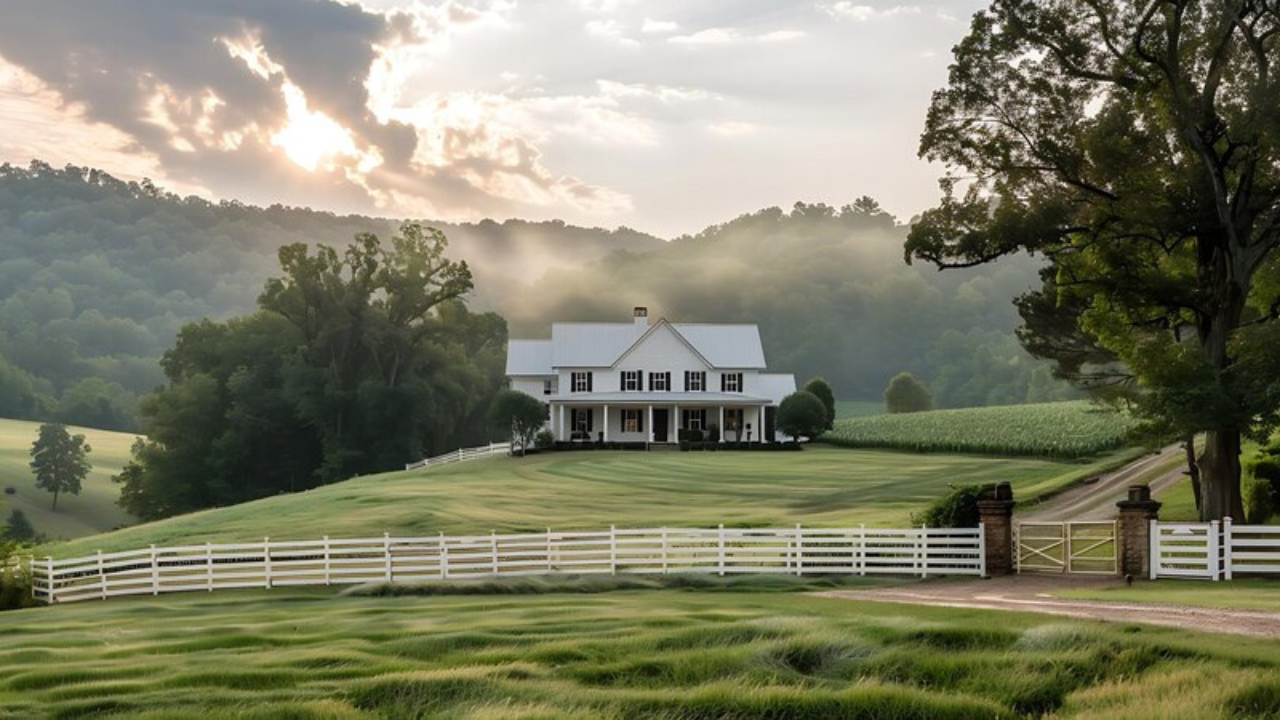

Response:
(114, 224), (506, 520)
(823, 402), (1138, 459)
(803, 377), (836, 430)
(777, 391), (828, 441)
(914, 486), (983, 528)
(1243, 443), (1280, 524)
(906, 3), (1280, 520)
(489, 389), (547, 454)
(884, 372), (932, 414)
(29, 423), (91, 511)
(3, 509), (36, 542)
(534, 428), (555, 450)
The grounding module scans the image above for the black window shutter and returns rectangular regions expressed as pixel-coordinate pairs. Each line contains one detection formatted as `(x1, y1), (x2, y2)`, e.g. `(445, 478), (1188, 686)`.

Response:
(587, 372), (593, 392)
(720, 374), (726, 392)
(587, 408), (594, 432)
(665, 372), (672, 391)
(683, 371), (689, 391)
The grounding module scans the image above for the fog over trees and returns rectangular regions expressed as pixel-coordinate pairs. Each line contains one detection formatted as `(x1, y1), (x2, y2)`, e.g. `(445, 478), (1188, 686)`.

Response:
(0, 161), (1075, 433)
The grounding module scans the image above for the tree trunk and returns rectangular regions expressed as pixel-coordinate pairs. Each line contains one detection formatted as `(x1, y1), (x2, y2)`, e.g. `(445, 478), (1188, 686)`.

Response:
(1199, 430), (1245, 521)
(1183, 435), (1202, 514)
(51, 488), (58, 511)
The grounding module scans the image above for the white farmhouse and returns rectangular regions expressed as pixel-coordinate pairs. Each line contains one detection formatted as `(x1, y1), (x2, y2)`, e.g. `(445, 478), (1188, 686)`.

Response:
(506, 307), (797, 444)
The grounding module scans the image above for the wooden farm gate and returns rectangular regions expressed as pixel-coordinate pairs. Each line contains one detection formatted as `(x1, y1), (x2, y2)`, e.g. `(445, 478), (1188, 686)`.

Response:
(1015, 521), (1117, 575)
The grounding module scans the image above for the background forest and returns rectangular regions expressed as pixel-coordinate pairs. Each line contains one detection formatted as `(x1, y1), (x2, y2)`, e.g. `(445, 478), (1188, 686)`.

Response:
(0, 161), (1076, 434)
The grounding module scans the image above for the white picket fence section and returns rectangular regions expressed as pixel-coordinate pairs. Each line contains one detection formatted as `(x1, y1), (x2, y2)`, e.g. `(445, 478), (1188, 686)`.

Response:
(29, 525), (985, 604)
(404, 441), (511, 470)
(1151, 519), (1280, 580)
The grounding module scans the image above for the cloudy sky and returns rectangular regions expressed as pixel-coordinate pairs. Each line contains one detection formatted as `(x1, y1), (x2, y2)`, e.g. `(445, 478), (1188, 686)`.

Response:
(0, 0), (985, 237)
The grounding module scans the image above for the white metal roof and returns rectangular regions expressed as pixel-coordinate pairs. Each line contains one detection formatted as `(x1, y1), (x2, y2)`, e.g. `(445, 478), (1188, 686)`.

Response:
(510, 319), (768, 370)
(506, 340), (554, 376)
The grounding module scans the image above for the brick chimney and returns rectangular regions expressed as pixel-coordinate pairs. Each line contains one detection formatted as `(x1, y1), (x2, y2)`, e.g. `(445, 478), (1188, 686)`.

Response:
(634, 306), (649, 327)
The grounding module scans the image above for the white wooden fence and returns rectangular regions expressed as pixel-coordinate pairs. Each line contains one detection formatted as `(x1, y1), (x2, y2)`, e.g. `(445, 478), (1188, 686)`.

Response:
(404, 442), (511, 470)
(28, 525), (985, 604)
(1151, 519), (1280, 580)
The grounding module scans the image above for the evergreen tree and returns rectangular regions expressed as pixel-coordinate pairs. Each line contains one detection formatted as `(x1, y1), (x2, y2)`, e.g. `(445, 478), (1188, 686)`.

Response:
(803, 377), (836, 430)
(3, 509), (35, 542)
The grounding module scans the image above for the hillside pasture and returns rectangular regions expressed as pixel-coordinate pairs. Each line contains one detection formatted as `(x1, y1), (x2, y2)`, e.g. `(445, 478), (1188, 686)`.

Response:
(3, 586), (1280, 718)
(0, 418), (136, 541)
(42, 446), (1137, 558)
(822, 402), (1140, 459)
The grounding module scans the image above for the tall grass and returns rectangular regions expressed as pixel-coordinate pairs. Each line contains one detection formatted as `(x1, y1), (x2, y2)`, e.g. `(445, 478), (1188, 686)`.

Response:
(2, 588), (1278, 718)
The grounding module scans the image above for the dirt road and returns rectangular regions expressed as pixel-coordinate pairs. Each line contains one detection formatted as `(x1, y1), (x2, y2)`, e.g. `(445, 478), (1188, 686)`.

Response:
(817, 575), (1280, 639)
(1023, 445), (1186, 522)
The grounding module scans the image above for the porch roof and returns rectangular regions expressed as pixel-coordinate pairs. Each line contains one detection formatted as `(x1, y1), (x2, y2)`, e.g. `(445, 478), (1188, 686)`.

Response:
(548, 392), (771, 405)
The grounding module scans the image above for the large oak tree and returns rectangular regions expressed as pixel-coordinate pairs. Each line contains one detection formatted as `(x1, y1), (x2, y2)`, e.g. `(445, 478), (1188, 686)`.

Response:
(906, 1), (1280, 520)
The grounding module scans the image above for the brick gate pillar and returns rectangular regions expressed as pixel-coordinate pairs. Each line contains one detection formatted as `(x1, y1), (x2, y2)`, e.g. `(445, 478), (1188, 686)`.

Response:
(977, 482), (1015, 577)
(1116, 485), (1161, 578)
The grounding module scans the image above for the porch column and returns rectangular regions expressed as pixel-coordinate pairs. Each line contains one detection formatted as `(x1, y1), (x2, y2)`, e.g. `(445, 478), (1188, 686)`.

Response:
(758, 405), (765, 443)
(647, 405), (653, 444)
(718, 406), (725, 443)
(603, 405), (610, 442)
(672, 404), (679, 443)
(558, 404), (565, 441)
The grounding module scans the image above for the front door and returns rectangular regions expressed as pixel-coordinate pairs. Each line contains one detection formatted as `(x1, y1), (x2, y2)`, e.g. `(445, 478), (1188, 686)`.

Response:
(652, 409), (669, 443)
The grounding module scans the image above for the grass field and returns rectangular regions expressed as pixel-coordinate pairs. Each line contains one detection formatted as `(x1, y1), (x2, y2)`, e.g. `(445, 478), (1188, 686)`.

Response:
(3, 584), (1280, 718)
(822, 401), (1140, 459)
(1055, 579), (1280, 612)
(835, 400), (882, 419)
(41, 446), (1139, 558)
(0, 418), (136, 541)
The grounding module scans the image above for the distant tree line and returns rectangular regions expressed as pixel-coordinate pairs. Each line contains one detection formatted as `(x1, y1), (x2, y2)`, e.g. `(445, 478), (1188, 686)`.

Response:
(114, 224), (506, 520)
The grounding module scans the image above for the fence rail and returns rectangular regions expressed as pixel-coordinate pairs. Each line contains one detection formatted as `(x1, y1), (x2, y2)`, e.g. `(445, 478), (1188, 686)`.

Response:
(1151, 519), (1280, 580)
(404, 442), (511, 471)
(29, 525), (985, 604)
(1015, 521), (1117, 575)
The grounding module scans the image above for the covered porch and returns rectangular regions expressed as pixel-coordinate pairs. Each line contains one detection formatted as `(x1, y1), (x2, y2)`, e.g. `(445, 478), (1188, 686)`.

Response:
(548, 392), (772, 445)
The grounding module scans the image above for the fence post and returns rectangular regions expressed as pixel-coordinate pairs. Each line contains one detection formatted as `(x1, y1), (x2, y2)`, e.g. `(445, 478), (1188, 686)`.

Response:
(610, 525), (618, 576)
(718, 524), (726, 577)
(858, 524), (865, 576)
(440, 531), (449, 580)
(1117, 485), (1162, 579)
(98, 550), (106, 601)
(45, 556), (54, 604)
(788, 525), (798, 573)
(1223, 517), (1234, 581)
(150, 544), (159, 596)
(491, 530), (499, 575)
(661, 527), (669, 575)
(919, 524), (928, 579)
(263, 537), (272, 589)
(546, 527), (553, 574)
(1063, 522), (1073, 575)
(978, 523), (987, 577)
(207, 542), (214, 591)
(384, 532), (393, 583)
(323, 536), (331, 586)
(1208, 520), (1221, 581)
(1148, 519), (1159, 580)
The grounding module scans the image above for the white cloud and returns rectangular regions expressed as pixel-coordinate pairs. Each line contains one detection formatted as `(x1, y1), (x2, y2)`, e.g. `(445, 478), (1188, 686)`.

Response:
(585, 19), (640, 46)
(641, 18), (679, 34)
(669, 27), (806, 45)
(708, 121), (759, 137)
(818, 3), (955, 22)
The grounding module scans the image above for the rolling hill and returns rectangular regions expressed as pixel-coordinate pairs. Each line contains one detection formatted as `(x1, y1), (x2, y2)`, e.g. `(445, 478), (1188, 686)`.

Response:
(0, 418), (136, 541)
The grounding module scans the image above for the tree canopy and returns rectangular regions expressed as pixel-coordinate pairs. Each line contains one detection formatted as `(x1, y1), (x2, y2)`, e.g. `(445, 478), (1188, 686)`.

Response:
(885, 372), (934, 414)
(906, 1), (1280, 520)
(777, 391), (829, 441)
(489, 389), (548, 455)
(803, 377), (837, 430)
(114, 224), (506, 520)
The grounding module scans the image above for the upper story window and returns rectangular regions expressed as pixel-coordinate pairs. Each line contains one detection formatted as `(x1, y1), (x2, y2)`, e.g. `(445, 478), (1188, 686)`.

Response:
(543, 379), (554, 395)
(622, 370), (642, 392)
(684, 371), (706, 392)
(721, 372), (744, 393)
(571, 371), (593, 393)
(649, 371), (671, 392)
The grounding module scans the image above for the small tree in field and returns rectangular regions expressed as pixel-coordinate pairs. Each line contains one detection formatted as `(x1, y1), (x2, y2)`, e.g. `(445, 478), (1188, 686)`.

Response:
(884, 372), (932, 414)
(777, 391), (828, 442)
(488, 390), (548, 456)
(803, 377), (836, 430)
(4, 509), (36, 542)
(29, 423), (91, 511)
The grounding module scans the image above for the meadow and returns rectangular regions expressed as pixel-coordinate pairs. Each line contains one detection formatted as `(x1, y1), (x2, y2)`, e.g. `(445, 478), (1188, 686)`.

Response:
(41, 445), (1139, 559)
(822, 401), (1141, 459)
(0, 418), (136, 541)
(3, 583), (1280, 718)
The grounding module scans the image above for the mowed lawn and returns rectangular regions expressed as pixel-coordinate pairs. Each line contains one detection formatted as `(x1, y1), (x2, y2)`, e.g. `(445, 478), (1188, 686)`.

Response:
(3, 586), (1280, 718)
(45, 446), (1138, 558)
(0, 418), (136, 541)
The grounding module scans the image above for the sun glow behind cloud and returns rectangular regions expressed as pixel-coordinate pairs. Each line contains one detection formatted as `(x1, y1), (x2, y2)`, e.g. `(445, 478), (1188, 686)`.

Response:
(273, 84), (369, 172)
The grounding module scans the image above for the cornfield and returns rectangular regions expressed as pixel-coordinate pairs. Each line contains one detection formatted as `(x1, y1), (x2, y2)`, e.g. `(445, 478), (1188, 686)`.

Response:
(821, 401), (1139, 459)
